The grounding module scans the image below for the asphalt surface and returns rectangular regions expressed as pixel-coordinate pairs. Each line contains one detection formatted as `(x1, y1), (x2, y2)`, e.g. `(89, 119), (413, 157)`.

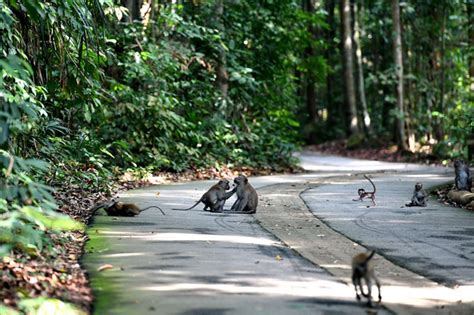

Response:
(301, 173), (474, 287)
(84, 152), (474, 314)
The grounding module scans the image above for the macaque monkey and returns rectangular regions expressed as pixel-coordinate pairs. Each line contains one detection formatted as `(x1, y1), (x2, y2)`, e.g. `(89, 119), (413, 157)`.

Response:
(405, 183), (427, 207)
(228, 175), (258, 213)
(92, 199), (165, 216)
(353, 175), (377, 206)
(352, 251), (382, 307)
(454, 159), (472, 191)
(172, 179), (232, 212)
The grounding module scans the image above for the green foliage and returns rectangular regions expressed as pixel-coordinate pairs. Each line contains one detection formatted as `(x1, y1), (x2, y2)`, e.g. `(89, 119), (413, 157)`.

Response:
(18, 298), (87, 315)
(0, 0), (89, 258)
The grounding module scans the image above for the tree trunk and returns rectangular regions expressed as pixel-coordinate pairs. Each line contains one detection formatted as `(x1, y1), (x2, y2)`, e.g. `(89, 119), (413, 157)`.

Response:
(437, 0), (447, 140)
(391, 0), (408, 150)
(325, 0), (339, 130)
(469, 1), (474, 90)
(304, 0), (318, 124)
(122, 0), (142, 22)
(467, 2), (474, 160)
(215, 0), (229, 100)
(353, 0), (372, 137)
(340, 0), (359, 135)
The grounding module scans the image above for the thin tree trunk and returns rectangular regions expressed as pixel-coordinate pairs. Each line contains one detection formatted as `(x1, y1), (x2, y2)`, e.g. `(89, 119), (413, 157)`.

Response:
(469, 1), (474, 89)
(391, 0), (408, 150)
(353, 0), (372, 137)
(325, 0), (338, 130)
(215, 0), (229, 100)
(122, 0), (142, 22)
(437, 0), (447, 140)
(340, 0), (359, 135)
(405, 22), (416, 151)
(467, 2), (474, 160)
(304, 0), (318, 124)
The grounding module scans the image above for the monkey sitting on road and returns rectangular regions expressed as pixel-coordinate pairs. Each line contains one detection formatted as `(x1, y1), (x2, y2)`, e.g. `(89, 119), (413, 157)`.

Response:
(352, 250), (382, 307)
(405, 182), (427, 207)
(353, 175), (377, 206)
(91, 198), (165, 216)
(454, 159), (472, 191)
(226, 175), (258, 214)
(172, 179), (233, 212)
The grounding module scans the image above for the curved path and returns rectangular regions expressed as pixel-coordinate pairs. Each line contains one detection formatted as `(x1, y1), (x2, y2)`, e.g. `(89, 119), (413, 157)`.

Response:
(84, 152), (474, 314)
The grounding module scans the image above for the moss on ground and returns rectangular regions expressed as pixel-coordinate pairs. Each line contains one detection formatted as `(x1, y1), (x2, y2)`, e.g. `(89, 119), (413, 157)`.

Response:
(82, 227), (121, 315)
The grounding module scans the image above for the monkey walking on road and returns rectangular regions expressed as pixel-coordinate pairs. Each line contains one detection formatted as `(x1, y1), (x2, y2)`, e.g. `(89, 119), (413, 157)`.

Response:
(91, 198), (165, 216)
(353, 175), (377, 206)
(352, 251), (382, 307)
(172, 179), (234, 212)
(405, 183), (427, 207)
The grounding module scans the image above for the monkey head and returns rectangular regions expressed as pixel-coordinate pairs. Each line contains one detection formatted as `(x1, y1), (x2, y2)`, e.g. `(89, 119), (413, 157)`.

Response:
(234, 175), (249, 186)
(414, 183), (423, 191)
(218, 179), (231, 190)
(357, 188), (365, 196)
(454, 159), (464, 169)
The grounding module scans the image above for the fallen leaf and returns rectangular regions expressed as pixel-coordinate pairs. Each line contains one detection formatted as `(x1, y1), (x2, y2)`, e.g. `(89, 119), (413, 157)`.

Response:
(97, 264), (114, 272)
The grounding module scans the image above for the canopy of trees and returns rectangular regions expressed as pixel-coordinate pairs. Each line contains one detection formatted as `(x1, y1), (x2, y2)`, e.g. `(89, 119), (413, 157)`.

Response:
(0, 0), (473, 282)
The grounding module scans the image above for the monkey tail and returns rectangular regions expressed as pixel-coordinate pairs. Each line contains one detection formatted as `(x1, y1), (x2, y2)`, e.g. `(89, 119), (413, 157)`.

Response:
(172, 199), (201, 211)
(90, 200), (114, 215)
(364, 175), (376, 193)
(365, 250), (376, 263)
(141, 205), (166, 215)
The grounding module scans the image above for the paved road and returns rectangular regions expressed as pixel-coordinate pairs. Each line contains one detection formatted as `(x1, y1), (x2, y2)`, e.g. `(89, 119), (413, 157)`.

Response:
(84, 152), (473, 314)
(301, 173), (474, 287)
(86, 178), (391, 315)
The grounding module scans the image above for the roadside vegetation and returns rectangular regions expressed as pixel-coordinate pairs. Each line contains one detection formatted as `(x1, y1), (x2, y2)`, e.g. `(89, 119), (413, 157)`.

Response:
(0, 0), (472, 313)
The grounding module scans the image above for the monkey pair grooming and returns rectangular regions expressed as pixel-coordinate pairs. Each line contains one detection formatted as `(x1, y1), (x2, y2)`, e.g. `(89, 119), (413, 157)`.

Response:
(352, 251), (382, 307)
(172, 175), (258, 214)
(405, 182), (427, 207)
(91, 198), (165, 217)
(353, 175), (376, 206)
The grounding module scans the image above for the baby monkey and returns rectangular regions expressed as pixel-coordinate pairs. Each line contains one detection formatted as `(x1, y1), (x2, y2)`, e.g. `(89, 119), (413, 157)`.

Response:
(352, 250), (382, 307)
(353, 175), (376, 206)
(405, 182), (427, 207)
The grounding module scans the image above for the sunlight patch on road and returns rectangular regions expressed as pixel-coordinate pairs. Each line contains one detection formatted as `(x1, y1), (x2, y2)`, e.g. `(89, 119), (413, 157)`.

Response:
(138, 277), (355, 300)
(399, 174), (450, 179)
(99, 231), (282, 246)
(101, 252), (146, 258)
(382, 284), (474, 307)
(320, 264), (352, 270)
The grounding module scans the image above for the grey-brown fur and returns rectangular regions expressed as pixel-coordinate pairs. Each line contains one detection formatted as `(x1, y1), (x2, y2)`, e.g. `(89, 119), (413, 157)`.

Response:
(228, 175), (258, 213)
(352, 251), (382, 307)
(454, 159), (472, 191)
(172, 179), (231, 212)
(405, 182), (427, 207)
